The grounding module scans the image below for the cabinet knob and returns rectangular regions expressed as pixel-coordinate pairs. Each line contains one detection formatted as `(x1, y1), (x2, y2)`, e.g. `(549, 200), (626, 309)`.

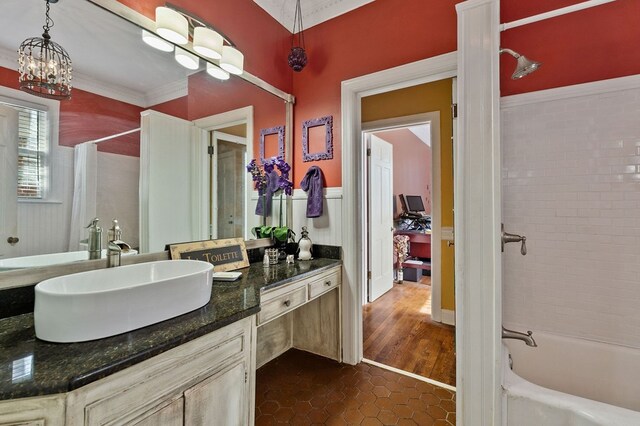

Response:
(325, 281), (332, 287)
(7, 237), (19, 245)
(283, 300), (291, 307)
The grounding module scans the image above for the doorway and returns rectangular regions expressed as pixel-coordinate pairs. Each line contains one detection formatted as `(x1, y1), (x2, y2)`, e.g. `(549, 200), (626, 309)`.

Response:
(360, 79), (456, 387)
(209, 130), (247, 239)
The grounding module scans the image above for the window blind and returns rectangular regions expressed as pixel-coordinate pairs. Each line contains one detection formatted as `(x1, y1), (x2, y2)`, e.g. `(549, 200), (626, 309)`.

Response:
(15, 106), (48, 199)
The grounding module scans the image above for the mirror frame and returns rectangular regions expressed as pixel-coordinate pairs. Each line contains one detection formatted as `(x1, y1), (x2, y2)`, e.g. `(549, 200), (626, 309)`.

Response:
(0, 0), (295, 287)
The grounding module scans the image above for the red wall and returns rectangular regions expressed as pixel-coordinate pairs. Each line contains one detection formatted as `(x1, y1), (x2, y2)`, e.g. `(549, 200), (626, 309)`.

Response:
(500, 0), (640, 96)
(290, 0), (460, 188)
(0, 66), (142, 157)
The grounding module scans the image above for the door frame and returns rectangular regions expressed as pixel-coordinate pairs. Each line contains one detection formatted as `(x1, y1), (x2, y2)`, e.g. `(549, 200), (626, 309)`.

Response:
(362, 112), (442, 320)
(341, 51), (456, 366)
(193, 106), (253, 241)
(211, 131), (248, 239)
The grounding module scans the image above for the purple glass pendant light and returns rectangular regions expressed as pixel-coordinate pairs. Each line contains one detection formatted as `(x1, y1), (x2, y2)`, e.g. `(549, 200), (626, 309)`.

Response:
(288, 0), (307, 72)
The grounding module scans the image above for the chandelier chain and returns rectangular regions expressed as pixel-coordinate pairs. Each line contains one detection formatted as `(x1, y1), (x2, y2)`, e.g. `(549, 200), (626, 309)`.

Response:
(43, 0), (55, 35)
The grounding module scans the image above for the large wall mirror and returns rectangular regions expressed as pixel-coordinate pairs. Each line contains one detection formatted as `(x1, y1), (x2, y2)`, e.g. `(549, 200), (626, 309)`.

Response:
(0, 0), (291, 272)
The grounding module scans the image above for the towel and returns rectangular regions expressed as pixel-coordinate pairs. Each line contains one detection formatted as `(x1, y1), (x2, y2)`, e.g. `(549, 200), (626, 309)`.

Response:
(255, 170), (280, 216)
(300, 166), (324, 218)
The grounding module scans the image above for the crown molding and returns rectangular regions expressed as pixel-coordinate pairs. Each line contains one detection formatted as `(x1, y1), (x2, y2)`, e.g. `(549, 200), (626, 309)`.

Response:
(254, 0), (374, 32)
(144, 78), (189, 107)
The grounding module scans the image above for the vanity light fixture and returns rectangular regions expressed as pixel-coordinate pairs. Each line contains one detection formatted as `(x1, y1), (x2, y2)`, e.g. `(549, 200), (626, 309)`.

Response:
(174, 47), (199, 70)
(155, 6), (189, 45)
(193, 27), (223, 60)
(18, 0), (73, 100)
(220, 46), (244, 75)
(142, 30), (174, 52)
(145, 4), (244, 76)
(206, 63), (230, 81)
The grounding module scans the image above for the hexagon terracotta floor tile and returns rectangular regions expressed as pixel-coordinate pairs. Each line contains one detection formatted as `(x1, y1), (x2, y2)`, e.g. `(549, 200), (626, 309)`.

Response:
(256, 349), (456, 425)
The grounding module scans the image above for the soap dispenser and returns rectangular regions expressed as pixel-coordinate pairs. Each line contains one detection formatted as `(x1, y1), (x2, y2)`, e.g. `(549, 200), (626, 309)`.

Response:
(297, 226), (313, 261)
(86, 218), (102, 260)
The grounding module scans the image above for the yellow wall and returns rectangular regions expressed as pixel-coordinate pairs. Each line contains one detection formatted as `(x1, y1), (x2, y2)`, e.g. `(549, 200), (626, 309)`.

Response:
(361, 78), (455, 312)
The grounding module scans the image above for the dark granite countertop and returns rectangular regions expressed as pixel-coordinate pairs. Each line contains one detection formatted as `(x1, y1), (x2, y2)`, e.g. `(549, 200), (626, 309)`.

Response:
(0, 258), (341, 401)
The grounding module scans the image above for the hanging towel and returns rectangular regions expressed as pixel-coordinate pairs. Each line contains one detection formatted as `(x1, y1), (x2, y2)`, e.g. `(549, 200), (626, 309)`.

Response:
(255, 170), (280, 216)
(300, 166), (324, 218)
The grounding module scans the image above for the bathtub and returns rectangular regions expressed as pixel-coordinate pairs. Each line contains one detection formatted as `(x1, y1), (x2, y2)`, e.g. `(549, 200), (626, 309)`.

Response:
(502, 331), (640, 425)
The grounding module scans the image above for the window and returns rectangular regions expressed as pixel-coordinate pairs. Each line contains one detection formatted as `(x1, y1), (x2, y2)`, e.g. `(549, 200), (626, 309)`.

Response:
(0, 102), (49, 199)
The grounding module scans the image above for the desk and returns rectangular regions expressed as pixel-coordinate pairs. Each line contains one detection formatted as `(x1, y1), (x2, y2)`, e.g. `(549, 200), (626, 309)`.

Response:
(395, 230), (431, 259)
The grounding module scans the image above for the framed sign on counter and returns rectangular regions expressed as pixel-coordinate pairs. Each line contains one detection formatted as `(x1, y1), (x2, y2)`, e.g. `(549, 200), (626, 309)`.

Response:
(169, 238), (249, 272)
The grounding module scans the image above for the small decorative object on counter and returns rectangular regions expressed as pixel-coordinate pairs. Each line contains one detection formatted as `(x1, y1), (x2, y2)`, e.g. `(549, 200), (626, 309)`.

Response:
(286, 254), (295, 264)
(263, 252), (270, 267)
(297, 226), (313, 260)
(265, 248), (279, 265)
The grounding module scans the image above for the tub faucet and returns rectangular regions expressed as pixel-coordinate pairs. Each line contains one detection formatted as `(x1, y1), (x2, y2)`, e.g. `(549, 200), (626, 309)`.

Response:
(502, 326), (537, 347)
(106, 219), (131, 268)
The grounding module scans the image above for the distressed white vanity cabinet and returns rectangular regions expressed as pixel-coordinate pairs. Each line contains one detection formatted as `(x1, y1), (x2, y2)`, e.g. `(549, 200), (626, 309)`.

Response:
(256, 265), (342, 367)
(0, 316), (256, 426)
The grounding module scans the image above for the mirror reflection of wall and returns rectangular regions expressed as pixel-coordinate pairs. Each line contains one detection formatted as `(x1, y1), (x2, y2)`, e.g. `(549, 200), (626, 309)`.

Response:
(0, 0), (287, 270)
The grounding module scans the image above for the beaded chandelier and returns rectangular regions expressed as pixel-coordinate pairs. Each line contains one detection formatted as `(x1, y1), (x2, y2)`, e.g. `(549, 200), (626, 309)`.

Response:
(18, 0), (72, 100)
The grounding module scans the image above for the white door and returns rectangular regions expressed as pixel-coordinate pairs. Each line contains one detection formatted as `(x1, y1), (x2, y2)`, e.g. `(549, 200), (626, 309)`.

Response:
(367, 134), (394, 302)
(211, 132), (247, 239)
(0, 106), (19, 259)
(139, 111), (195, 253)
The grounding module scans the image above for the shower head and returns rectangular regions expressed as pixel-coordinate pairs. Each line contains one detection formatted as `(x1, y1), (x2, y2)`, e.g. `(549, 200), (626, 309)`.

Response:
(500, 48), (541, 80)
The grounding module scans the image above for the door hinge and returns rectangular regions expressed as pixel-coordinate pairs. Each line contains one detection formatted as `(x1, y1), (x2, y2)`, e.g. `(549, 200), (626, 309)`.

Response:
(366, 148), (371, 156)
(451, 103), (458, 119)
(367, 271), (371, 280)
(244, 371), (248, 383)
(207, 145), (214, 156)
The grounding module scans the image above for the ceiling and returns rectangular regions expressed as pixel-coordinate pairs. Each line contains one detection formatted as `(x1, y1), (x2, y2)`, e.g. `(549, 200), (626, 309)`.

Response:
(253, 0), (374, 32)
(375, 125), (431, 148)
(0, 0), (193, 107)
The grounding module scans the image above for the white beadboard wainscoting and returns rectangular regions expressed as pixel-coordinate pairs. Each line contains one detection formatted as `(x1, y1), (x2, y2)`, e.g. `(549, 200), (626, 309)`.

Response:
(250, 187), (343, 247)
(14, 146), (139, 257)
(501, 75), (640, 349)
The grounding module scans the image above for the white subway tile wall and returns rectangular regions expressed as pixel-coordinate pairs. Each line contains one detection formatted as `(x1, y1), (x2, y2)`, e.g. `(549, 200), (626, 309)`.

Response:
(502, 85), (640, 349)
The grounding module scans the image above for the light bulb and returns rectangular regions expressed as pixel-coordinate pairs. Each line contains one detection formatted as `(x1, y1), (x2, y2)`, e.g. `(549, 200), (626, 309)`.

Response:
(174, 47), (199, 70)
(142, 30), (174, 52)
(193, 27), (223, 60)
(155, 7), (188, 45)
(220, 46), (244, 75)
(206, 63), (230, 80)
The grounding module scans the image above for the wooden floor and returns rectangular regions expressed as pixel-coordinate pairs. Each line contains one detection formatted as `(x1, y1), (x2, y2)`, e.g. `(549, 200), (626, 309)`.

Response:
(363, 277), (456, 386)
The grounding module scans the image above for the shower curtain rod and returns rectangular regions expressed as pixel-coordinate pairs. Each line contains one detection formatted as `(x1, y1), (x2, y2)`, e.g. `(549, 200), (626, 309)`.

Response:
(500, 0), (616, 32)
(83, 128), (141, 145)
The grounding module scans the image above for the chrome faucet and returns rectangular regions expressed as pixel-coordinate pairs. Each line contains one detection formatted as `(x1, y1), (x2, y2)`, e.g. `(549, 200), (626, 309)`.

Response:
(106, 219), (131, 268)
(86, 218), (102, 260)
(502, 326), (537, 347)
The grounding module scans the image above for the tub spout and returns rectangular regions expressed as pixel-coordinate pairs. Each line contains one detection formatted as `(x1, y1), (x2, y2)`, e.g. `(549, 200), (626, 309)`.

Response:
(502, 326), (537, 347)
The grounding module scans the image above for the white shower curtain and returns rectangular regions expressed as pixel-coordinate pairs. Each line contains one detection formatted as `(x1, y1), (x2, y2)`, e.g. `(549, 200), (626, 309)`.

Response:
(68, 143), (98, 251)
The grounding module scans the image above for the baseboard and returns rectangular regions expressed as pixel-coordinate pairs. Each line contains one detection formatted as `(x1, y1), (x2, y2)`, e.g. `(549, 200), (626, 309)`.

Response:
(442, 309), (456, 326)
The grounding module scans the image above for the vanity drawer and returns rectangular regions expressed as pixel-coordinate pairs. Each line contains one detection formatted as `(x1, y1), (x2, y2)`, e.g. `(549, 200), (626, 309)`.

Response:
(258, 286), (307, 325)
(308, 271), (340, 300)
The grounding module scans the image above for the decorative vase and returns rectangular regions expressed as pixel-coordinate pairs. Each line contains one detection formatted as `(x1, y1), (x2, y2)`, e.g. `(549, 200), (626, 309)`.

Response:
(397, 269), (403, 283)
(297, 226), (313, 260)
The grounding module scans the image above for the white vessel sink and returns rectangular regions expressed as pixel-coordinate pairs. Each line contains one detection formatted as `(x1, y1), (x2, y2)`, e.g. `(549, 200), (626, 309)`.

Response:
(34, 260), (214, 343)
(0, 249), (138, 269)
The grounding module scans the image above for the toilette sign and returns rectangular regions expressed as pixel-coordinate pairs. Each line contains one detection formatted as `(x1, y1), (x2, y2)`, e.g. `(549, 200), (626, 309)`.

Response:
(169, 238), (249, 272)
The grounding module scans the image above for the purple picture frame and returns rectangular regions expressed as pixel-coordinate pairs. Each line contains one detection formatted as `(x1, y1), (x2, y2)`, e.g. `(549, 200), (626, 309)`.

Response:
(302, 115), (333, 162)
(260, 126), (285, 163)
